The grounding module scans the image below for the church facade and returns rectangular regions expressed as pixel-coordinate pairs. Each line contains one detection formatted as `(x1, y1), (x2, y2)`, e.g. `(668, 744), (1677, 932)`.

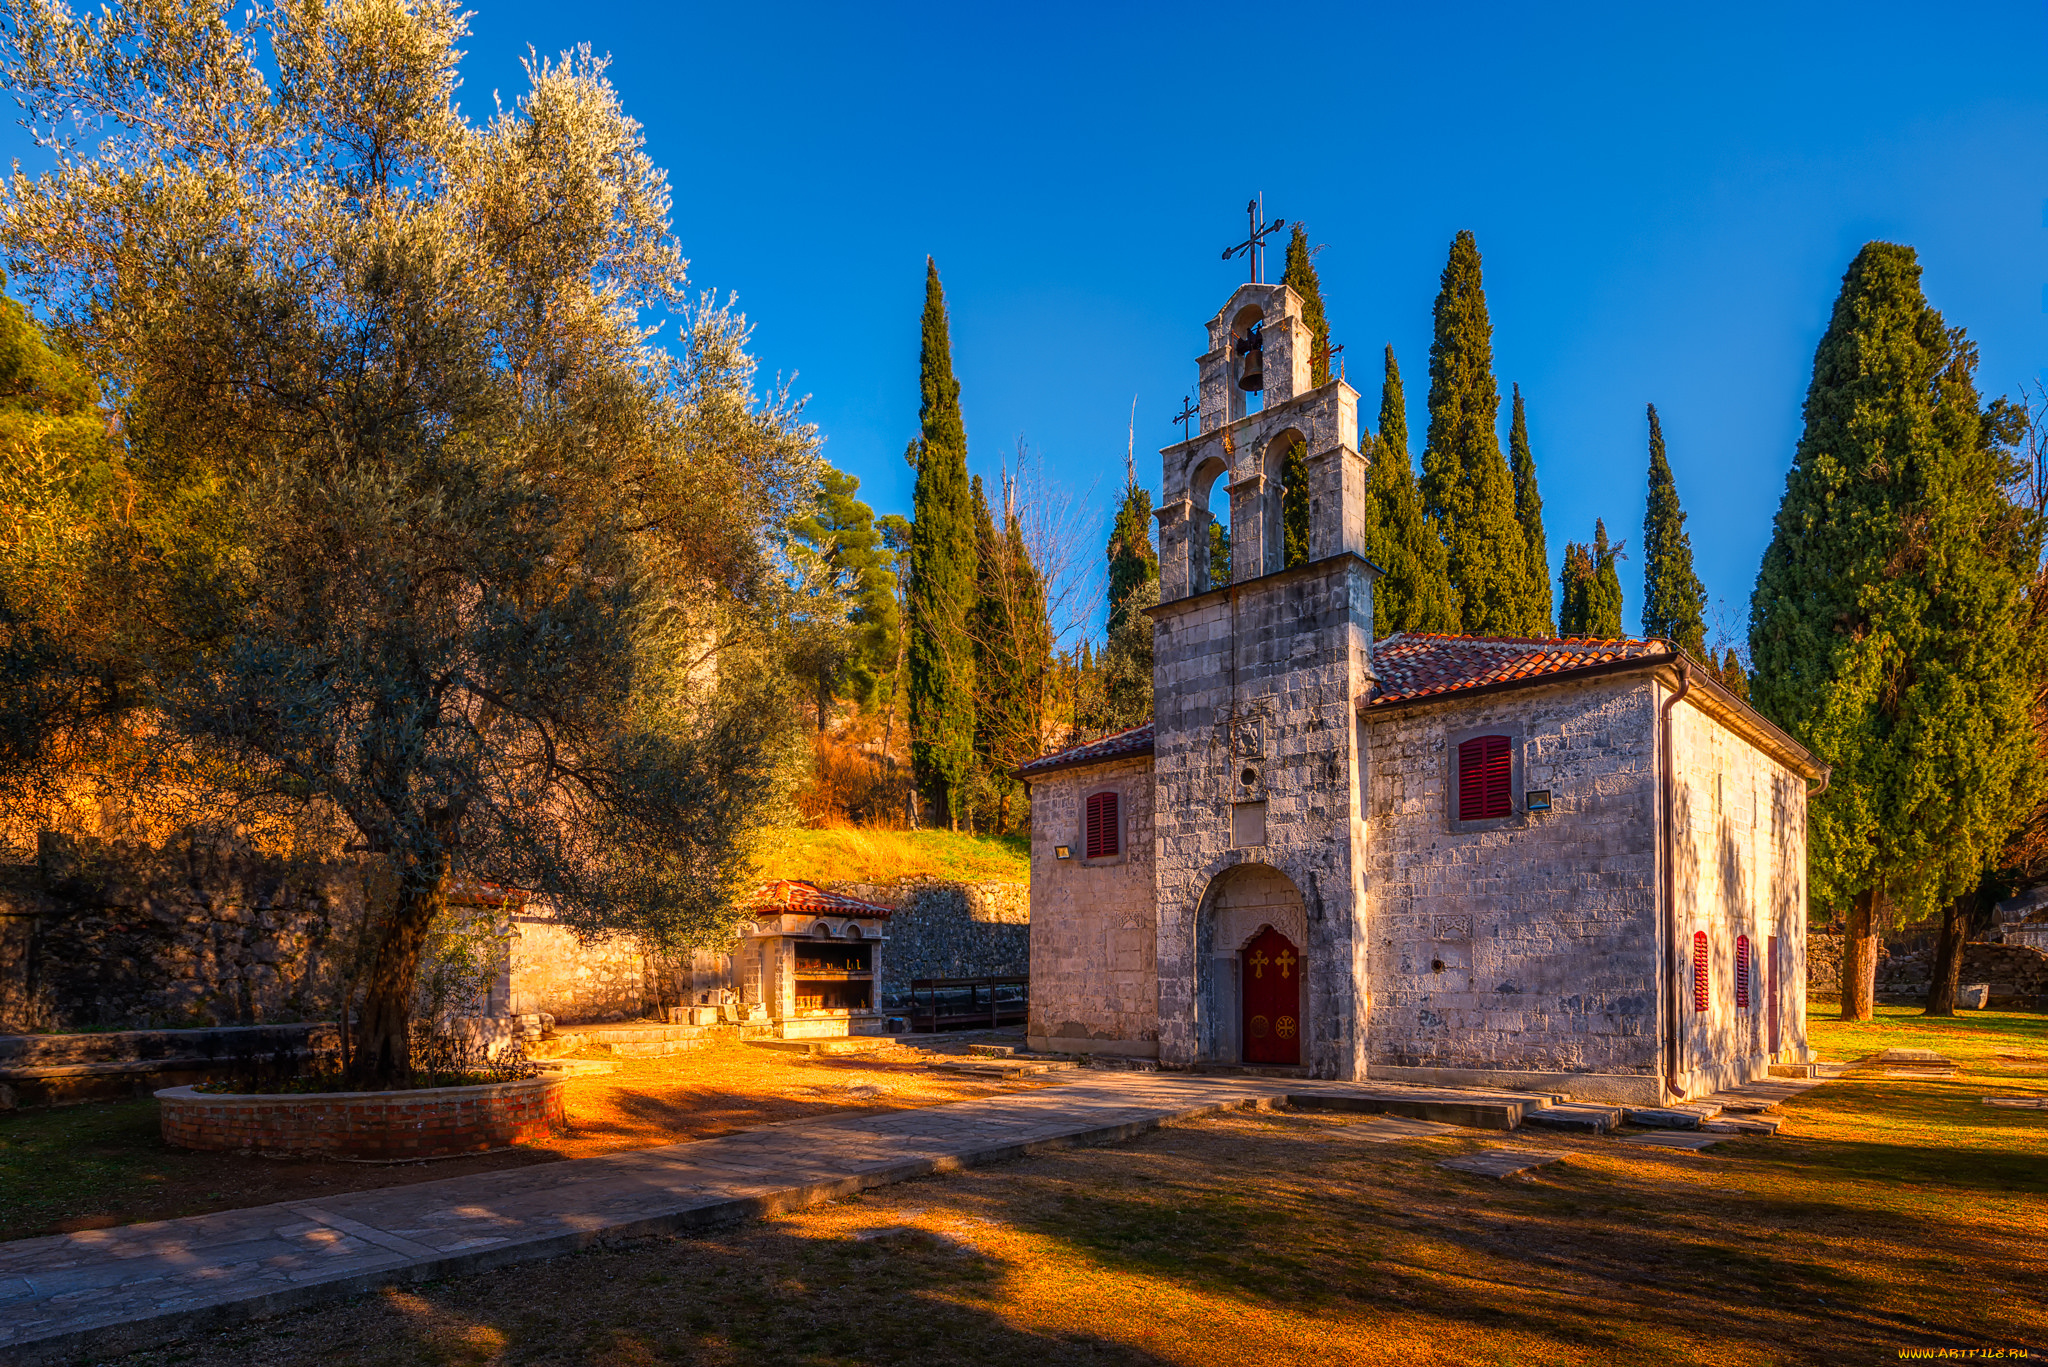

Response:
(1017, 280), (1823, 1105)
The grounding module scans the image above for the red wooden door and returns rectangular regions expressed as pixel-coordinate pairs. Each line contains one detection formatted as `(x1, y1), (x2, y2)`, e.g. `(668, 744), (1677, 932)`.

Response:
(1242, 926), (1302, 1065)
(1767, 935), (1782, 1055)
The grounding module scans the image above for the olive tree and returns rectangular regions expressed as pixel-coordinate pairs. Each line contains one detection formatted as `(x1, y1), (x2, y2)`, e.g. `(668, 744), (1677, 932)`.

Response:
(0, 0), (823, 1082)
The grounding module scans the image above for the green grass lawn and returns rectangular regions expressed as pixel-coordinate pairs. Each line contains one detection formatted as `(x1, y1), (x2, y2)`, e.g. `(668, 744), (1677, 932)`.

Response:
(749, 825), (1029, 886)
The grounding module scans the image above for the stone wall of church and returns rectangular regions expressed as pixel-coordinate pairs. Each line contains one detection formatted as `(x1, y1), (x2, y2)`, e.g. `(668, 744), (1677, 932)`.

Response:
(1668, 692), (1813, 1095)
(1023, 757), (1159, 1055)
(1362, 675), (1666, 1102)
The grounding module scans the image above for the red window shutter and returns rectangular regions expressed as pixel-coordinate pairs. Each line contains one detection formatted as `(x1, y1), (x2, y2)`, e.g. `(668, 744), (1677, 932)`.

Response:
(1457, 736), (1513, 821)
(1085, 792), (1119, 859)
(1692, 931), (1710, 1013)
(1736, 935), (1751, 1009)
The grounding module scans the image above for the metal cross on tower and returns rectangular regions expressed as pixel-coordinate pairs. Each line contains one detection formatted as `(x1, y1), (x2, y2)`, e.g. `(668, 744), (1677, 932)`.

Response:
(1171, 393), (1200, 438)
(1221, 194), (1286, 284)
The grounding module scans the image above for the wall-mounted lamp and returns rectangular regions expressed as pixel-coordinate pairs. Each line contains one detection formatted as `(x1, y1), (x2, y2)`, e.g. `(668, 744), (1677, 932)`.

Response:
(1055, 845), (1072, 860)
(1525, 790), (1552, 812)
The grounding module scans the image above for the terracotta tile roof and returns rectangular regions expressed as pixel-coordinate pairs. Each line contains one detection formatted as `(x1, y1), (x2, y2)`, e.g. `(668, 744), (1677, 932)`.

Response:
(1012, 722), (1157, 779)
(1367, 633), (1673, 708)
(751, 879), (894, 918)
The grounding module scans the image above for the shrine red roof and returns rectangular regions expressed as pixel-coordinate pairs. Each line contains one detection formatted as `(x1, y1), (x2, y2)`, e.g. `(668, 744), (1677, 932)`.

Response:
(1366, 633), (1673, 709)
(750, 879), (894, 919)
(1011, 722), (1157, 779)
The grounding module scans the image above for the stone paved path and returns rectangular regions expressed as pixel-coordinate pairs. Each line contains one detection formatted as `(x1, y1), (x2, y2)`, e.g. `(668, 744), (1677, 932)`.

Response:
(0, 1071), (1353, 1363)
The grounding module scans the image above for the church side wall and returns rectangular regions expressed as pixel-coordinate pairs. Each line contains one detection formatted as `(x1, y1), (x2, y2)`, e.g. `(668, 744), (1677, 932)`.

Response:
(1363, 676), (1665, 1104)
(1669, 695), (1812, 1094)
(1024, 757), (1159, 1056)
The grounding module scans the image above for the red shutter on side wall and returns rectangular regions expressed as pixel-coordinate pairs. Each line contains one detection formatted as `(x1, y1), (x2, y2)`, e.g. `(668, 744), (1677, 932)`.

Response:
(1457, 736), (1513, 821)
(1085, 791), (1119, 859)
(1693, 931), (1710, 1013)
(1736, 935), (1752, 1009)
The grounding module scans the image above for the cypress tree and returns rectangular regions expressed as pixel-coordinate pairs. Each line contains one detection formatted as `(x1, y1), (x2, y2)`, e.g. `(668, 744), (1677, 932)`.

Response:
(1367, 345), (1459, 634)
(1106, 478), (1158, 638)
(1279, 225), (1330, 568)
(1208, 519), (1232, 587)
(1507, 384), (1554, 634)
(1559, 521), (1624, 637)
(1640, 403), (1708, 659)
(907, 258), (977, 829)
(1421, 231), (1528, 635)
(1102, 476), (1158, 729)
(966, 475), (1049, 831)
(1717, 647), (1750, 703)
(1750, 242), (2043, 1020)
(1281, 223), (1332, 385)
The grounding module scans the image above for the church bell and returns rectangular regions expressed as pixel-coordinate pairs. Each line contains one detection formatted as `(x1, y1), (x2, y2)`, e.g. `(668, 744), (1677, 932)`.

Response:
(1237, 335), (1264, 392)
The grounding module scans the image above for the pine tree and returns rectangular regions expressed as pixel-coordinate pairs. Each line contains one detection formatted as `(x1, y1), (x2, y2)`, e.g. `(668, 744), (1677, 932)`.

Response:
(1559, 521), (1624, 637)
(1750, 241), (2044, 1020)
(1208, 519), (1232, 588)
(907, 258), (977, 829)
(1279, 225), (1330, 568)
(1507, 384), (1554, 634)
(1640, 403), (1708, 660)
(1421, 231), (1529, 635)
(1367, 345), (1459, 634)
(788, 466), (900, 716)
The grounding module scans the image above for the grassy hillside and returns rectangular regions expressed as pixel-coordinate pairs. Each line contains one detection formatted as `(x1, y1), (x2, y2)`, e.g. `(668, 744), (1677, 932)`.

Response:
(749, 826), (1029, 887)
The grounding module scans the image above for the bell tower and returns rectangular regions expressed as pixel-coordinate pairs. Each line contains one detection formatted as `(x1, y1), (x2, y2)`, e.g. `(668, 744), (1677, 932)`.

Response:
(1148, 273), (1379, 1079)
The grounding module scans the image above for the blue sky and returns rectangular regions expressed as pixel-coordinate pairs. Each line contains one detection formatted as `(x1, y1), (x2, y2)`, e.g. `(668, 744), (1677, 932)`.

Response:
(17, 2), (2048, 645)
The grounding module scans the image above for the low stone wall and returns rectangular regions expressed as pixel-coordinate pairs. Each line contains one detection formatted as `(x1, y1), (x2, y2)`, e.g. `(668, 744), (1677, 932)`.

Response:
(157, 1075), (564, 1159)
(1878, 942), (2048, 1007)
(826, 880), (1029, 1007)
(0, 835), (358, 1033)
(1805, 934), (1890, 996)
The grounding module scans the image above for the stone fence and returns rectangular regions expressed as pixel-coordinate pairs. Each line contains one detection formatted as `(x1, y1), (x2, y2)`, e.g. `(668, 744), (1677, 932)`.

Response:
(1877, 941), (2048, 1008)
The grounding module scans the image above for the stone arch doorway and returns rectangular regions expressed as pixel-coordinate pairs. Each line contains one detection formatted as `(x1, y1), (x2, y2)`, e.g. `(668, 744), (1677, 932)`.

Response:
(1194, 862), (1309, 1065)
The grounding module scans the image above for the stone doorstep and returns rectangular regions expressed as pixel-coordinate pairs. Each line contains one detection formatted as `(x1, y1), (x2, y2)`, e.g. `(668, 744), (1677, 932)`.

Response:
(747, 1039), (901, 1057)
(1768, 1063), (1820, 1079)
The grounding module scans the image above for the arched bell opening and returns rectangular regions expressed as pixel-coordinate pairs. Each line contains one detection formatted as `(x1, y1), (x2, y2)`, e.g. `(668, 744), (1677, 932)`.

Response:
(1230, 303), (1266, 421)
(1190, 454), (1230, 592)
(1194, 862), (1310, 1065)
(1262, 427), (1309, 575)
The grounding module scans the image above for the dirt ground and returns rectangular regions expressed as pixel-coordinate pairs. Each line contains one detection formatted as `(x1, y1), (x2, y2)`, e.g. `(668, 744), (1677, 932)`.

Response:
(0, 1035), (1049, 1240)
(93, 1006), (2048, 1367)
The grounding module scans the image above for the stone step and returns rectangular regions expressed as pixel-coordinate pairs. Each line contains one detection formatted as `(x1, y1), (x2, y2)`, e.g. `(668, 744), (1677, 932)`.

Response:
(1621, 1103), (1723, 1130)
(1768, 1062), (1820, 1079)
(1702, 1115), (1781, 1136)
(1285, 1088), (1541, 1132)
(935, 1060), (1073, 1077)
(605, 1037), (710, 1058)
(968, 1044), (1018, 1058)
(1522, 1102), (1625, 1134)
(748, 1037), (902, 1057)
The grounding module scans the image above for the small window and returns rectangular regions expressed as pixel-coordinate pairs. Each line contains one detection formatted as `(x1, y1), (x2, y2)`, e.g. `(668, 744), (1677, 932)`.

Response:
(1692, 931), (1710, 1013)
(1457, 735), (1513, 821)
(1085, 791), (1120, 859)
(1735, 934), (1751, 1010)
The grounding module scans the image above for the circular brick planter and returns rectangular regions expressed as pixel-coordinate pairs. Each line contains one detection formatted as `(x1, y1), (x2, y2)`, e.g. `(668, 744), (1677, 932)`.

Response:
(156, 1075), (565, 1160)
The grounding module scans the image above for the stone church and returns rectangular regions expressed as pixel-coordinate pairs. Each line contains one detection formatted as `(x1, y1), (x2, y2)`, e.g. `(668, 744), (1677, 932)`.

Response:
(1016, 279), (1825, 1104)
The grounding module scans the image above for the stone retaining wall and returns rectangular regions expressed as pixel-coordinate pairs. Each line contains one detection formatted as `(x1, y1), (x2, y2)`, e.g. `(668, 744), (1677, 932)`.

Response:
(157, 1075), (564, 1159)
(824, 880), (1029, 1007)
(0, 835), (358, 1033)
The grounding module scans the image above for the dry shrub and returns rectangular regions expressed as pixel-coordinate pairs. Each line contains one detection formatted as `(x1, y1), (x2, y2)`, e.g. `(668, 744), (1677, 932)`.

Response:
(792, 718), (908, 828)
